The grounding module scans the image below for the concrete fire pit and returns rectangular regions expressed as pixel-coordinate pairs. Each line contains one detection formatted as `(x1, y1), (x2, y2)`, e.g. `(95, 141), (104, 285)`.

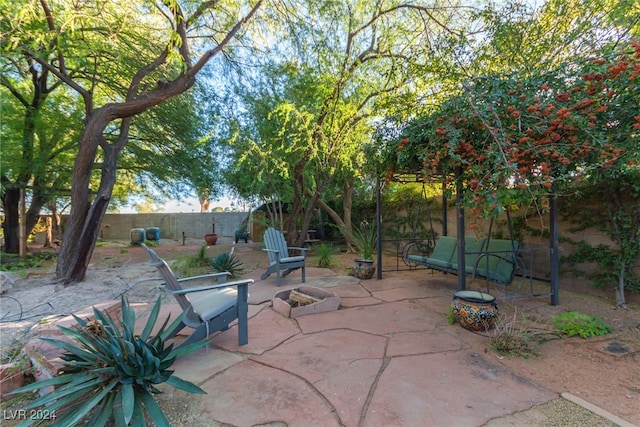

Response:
(272, 286), (341, 318)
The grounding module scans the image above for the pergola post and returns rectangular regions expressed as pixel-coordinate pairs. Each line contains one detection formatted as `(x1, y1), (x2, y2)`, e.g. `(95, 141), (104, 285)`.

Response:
(376, 177), (383, 280)
(455, 167), (466, 291)
(549, 192), (560, 305)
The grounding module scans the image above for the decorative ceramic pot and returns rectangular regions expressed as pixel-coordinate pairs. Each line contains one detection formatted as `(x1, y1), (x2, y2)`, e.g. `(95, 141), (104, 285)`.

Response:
(204, 233), (218, 245)
(350, 259), (375, 280)
(451, 290), (498, 331)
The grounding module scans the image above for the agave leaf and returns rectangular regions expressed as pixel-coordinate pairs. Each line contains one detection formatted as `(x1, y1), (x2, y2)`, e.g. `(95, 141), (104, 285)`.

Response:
(24, 376), (104, 408)
(152, 311), (173, 337)
(138, 388), (171, 427)
(113, 396), (126, 427)
(70, 313), (89, 327)
(50, 379), (118, 427)
(85, 390), (116, 427)
(39, 337), (101, 363)
(131, 400), (146, 426)
(120, 384), (135, 425)
(158, 355), (176, 371)
(158, 310), (189, 342)
(140, 296), (163, 341)
(168, 338), (210, 359)
(10, 372), (76, 395)
(165, 375), (207, 394)
(120, 296), (135, 329)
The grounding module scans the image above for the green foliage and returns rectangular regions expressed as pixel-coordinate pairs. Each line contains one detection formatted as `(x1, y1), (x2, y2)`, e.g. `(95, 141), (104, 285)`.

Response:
(560, 173), (640, 305)
(10, 296), (207, 426)
(378, 40), (640, 217)
(552, 311), (612, 338)
(446, 306), (456, 325)
(0, 252), (57, 273)
(208, 252), (244, 278)
(313, 243), (339, 268)
(171, 246), (210, 276)
(352, 223), (377, 260)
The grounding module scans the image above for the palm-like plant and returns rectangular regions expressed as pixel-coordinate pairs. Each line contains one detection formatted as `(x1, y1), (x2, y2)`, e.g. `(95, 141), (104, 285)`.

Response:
(208, 252), (244, 278)
(11, 296), (207, 426)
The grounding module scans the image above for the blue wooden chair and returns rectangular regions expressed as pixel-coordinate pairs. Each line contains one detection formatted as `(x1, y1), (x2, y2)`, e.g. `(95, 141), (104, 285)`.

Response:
(260, 227), (308, 286)
(141, 243), (253, 347)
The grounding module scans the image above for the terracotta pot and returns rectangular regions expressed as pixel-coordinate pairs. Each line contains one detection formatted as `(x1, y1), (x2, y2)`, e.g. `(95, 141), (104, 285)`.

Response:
(204, 233), (218, 245)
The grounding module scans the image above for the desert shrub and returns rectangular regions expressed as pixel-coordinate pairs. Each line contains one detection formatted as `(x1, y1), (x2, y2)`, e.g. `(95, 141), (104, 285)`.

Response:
(552, 311), (612, 338)
(313, 243), (339, 268)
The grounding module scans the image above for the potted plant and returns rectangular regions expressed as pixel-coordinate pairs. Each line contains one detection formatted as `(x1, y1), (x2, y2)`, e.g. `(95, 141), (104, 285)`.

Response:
(204, 222), (218, 245)
(350, 223), (377, 279)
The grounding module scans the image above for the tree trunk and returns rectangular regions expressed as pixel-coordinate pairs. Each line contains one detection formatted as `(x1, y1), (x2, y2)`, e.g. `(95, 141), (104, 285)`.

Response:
(56, 111), (116, 283)
(1, 187), (20, 253)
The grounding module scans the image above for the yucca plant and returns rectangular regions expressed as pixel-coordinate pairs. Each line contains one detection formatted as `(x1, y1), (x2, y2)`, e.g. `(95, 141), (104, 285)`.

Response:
(352, 223), (377, 260)
(313, 243), (339, 268)
(11, 296), (207, 426)
(208, 252), (244, 278)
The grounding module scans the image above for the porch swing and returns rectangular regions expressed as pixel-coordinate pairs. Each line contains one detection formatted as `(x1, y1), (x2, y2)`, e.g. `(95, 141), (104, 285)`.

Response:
(401, 182), (437, 266)
(401, 184), (526, 289)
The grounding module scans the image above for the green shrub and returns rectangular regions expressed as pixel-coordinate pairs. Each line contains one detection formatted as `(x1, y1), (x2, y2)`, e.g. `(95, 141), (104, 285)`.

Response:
(11, 296), (207, 426)
(208, 252), (244, 278)
(313, 243), (339, 268)
(552, 311), (612, 338)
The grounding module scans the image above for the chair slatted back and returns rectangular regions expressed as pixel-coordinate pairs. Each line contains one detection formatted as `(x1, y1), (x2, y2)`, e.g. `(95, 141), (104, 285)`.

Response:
(263, 228), (289, 263)
(141, 244), (200, 324)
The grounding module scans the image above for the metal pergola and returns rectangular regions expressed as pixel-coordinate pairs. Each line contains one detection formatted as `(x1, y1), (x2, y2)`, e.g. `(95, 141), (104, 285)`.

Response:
(374, 172), (560, 306)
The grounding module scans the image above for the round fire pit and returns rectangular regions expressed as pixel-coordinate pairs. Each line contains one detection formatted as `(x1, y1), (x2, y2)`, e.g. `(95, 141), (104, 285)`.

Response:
(451, 290), (498, 331)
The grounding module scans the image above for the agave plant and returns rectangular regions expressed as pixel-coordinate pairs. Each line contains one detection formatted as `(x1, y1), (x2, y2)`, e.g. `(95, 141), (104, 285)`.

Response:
(11, 296), (207, 426)
(208, 252), (244, 278)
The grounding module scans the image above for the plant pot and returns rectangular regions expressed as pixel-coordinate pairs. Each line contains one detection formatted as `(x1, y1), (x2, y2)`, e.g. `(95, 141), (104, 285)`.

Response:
(204, 233), (218, 245)
(350, 259), (376, 280)
(451, 290), (498, 331)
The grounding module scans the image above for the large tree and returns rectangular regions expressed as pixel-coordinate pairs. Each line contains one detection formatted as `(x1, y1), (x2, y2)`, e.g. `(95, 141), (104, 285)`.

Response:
(224, 0), (474, 246)
(2, 0), (263, 282)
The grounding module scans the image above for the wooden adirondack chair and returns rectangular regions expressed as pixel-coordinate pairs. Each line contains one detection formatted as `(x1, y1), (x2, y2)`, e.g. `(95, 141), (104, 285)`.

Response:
(141, 243), (253, 347)
(260, 227), (308, 286)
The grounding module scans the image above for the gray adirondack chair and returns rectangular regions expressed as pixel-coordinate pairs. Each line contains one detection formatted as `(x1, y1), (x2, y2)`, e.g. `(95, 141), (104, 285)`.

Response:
(141, 243), (253, 347)
(260, 227), (308, 286)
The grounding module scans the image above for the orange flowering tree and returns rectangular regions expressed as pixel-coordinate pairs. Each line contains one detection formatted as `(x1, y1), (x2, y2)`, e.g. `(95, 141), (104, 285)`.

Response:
(375, 40), (640, 304)
(384, 40), (639, 214)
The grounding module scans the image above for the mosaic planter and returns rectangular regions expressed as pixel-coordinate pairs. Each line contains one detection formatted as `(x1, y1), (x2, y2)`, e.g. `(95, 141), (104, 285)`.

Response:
(451, 290), (498, 331)
(350, 259), (375, 280)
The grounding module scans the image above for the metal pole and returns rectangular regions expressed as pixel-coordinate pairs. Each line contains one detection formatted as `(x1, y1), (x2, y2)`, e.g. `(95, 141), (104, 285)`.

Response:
(442, 180), (448, 236)
(455, 168), (465, 291)
(376, 177), (383, 279)
(549, 192), (560, 305)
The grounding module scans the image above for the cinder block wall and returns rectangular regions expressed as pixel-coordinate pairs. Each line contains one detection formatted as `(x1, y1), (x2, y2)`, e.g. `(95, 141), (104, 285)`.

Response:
(60, 212), (250, 241)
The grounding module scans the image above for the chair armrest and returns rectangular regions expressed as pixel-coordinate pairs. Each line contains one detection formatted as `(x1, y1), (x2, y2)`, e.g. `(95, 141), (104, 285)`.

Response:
(263, 249), (280, 253)
(171, 279), (254, 296)
(175, 272), (231, 284)
(288, 247), (309, 252)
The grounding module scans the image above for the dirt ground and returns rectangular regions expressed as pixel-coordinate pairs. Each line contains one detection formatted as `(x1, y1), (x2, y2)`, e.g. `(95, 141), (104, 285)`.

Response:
(1, 238), (639, 425)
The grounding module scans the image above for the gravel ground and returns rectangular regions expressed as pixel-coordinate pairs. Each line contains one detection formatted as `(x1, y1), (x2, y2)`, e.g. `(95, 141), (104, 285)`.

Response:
(485, 396), (622, 427)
